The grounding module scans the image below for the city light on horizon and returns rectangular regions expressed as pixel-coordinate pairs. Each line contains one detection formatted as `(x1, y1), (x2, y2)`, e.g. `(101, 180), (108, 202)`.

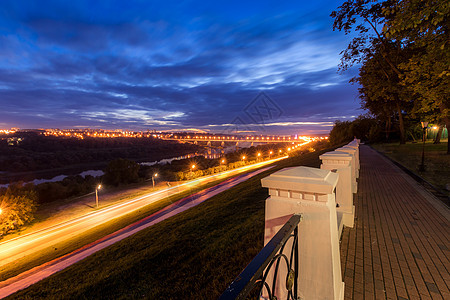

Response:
(0, 1), (362, 135)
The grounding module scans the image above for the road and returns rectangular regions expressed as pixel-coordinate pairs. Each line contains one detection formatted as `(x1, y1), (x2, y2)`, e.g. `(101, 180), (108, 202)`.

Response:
(0, 158), (284, 298)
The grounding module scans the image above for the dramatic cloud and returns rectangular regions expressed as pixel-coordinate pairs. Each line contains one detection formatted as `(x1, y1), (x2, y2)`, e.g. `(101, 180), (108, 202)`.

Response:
(0, 0), (362, 135)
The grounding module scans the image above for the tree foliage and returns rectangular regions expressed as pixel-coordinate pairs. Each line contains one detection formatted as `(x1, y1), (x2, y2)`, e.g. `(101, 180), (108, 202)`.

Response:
(329, 116), (384, 146)
(332, 0), (449, 150)
(103, 158), (140, 186)
(384, 0), (449, 152)
(0, 185), (37, 236)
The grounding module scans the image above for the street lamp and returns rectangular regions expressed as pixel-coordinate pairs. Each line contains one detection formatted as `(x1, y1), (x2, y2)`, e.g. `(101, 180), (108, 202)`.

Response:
(95, 184), (102, 208)
(152, 173), (158, 189)
(419, 121), (428, 172)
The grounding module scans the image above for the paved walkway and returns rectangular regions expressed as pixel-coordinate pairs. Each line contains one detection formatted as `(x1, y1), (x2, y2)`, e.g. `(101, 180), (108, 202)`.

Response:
(340, 145), (450, 300)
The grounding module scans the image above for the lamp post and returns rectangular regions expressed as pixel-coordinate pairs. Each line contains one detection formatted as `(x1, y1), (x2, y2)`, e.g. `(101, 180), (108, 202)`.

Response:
(95, 184), (102, 208)
(269, 150), (273, 159)
(152, 173), (158, 189)
(419, 121), (428, 172)
(190, 164), (196, 177)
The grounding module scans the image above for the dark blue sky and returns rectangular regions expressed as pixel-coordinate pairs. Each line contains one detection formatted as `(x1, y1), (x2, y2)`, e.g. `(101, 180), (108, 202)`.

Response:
(0, 0), (362, 135)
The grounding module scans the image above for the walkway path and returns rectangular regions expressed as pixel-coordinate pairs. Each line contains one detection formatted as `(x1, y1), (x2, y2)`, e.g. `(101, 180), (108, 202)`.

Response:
(340, 145), (450, 300)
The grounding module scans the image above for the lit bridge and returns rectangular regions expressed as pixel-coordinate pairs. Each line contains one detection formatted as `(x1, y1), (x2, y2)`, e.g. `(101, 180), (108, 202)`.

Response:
(158, 135), (311, 144)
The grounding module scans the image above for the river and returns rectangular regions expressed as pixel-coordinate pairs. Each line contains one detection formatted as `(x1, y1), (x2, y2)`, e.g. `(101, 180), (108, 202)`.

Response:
(0, 143), (257, 188)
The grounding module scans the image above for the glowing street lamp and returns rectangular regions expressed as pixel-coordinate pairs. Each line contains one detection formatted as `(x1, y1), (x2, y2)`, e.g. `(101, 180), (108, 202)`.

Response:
(221, 158), (226, 164)
(95, 184), (102, 208)
(419, 121), (428, 172)
(269, 150), (273, 159)
(241, 155), (246, 163)
(152, 173), (158, 189)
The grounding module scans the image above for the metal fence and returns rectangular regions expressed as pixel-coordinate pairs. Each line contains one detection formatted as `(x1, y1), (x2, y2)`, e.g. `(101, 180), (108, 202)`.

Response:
(220, 214), (302, 300)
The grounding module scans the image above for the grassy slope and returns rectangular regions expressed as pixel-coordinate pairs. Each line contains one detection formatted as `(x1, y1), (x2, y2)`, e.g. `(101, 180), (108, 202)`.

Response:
(7, 149), (327, 300)
(0, 178), (238, 282)
(372, 141), (449, 193)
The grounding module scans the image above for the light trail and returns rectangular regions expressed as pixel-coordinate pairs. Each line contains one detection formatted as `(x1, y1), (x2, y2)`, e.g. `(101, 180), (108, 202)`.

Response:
(0, 166), (274, 298)
(0, 156), (287, 268)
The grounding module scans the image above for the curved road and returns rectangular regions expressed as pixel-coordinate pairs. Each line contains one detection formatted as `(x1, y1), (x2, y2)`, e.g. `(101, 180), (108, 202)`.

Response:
(0, 159), (282, 298)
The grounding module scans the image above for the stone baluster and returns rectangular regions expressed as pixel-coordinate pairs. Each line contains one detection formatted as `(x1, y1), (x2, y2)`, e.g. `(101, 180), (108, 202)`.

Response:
(334, 147), (358, 193)
(320, 151), (355, 231)
(261, 166), (344, 300)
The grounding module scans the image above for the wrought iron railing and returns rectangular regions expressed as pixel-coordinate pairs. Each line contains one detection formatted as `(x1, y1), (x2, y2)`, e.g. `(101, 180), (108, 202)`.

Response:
(220, 214), (302, 300)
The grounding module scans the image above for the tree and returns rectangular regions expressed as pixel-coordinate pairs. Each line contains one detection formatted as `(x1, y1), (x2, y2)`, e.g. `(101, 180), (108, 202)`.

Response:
(331, 0), (400, 74)
(352, 39), (414, 142)
(103, 158), (140, 186)
(383, 0), (450, 153)
(331, 0), (409, 143)
(0, 185), (37, 236)
(329, 120), (353, 145)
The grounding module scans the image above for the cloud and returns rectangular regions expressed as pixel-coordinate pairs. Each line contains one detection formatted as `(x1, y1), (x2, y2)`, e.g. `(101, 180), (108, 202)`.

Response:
(0, 0), (361, 134)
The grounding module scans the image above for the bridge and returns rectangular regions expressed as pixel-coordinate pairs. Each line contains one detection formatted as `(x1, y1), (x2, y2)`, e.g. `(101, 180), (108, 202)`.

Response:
(158, 134), (313, 144)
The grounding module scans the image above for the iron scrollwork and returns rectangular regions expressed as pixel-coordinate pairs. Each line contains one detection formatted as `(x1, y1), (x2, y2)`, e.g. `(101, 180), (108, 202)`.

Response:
(220, 214), (302, 300)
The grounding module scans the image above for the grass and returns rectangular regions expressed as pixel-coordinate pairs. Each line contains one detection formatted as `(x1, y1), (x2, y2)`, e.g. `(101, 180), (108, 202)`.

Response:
(0, 176), (243, 282)
(372, 140), (449, 195)
(6, 147), (329, 300)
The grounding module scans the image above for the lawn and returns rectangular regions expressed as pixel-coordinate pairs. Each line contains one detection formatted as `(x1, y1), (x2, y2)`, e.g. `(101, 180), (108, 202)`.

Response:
(372, 140), (449, 195)
(7, 146), (330, 299)
(0, 176), (250, 282)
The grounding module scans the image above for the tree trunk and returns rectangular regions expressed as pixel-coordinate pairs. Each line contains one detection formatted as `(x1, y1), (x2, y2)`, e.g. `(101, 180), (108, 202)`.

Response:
(433, 126), (443, 144)
(395, 100), (406, 144)
(438, 103), (450, 154)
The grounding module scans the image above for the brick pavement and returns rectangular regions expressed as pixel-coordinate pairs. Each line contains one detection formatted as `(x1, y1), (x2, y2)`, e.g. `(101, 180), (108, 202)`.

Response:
(340, 145), (450, 300)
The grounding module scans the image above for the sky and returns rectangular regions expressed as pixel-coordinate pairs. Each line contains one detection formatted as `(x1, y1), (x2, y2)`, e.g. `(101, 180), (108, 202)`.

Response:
(0, 0), (363, 135)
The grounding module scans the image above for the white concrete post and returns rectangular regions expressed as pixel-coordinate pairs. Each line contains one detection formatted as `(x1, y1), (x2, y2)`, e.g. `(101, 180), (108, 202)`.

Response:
(334, 147), (358, 193)
(346, 142), (360, 175)
(320, 151), (355, 230)
(342, 145), (359, 178)
(261, 166), (344, 300)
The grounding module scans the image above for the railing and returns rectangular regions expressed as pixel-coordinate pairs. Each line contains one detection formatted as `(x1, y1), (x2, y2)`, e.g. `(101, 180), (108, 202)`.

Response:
(220, 214), (302, 300)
